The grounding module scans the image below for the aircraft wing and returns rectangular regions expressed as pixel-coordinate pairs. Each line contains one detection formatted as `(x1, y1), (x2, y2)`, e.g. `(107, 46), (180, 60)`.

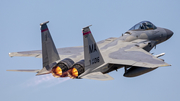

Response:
(103, 39), (170, 68)
(9, 46), (83, 58)
(9, 37), (117, 58)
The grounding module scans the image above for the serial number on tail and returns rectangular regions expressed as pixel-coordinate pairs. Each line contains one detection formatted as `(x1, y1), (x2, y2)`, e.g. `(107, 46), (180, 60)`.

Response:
(89, 57), (99, 65)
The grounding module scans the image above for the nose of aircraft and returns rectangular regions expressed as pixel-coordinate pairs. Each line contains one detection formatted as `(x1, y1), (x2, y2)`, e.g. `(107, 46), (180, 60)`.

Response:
(164, 28), (173, 40)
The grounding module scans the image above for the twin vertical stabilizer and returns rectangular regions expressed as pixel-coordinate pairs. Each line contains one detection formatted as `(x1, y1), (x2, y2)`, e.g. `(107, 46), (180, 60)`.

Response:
(82, 26), (104, 70)
(80, 26), (114, 80)
(37, 21), (60, 75)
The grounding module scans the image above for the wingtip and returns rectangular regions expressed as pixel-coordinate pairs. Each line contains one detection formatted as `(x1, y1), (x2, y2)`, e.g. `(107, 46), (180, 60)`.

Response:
(159, 64), (171, 67)
(9, 52), (14, 57)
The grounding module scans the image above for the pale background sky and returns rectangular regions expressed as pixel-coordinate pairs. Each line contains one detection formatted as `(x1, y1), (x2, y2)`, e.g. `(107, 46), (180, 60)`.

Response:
(1, 0), (179, 101)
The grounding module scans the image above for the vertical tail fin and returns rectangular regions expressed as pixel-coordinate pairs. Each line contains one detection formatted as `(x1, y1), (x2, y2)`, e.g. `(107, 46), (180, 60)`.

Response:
(82, 25), (104, 70)
(40, 21), (60, 71)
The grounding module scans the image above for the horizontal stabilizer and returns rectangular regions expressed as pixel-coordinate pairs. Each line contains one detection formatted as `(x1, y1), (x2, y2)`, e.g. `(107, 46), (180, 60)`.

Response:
(7, 69), (40, 73)
(81, 72), (114, 81)
(36, 67), (51, 75)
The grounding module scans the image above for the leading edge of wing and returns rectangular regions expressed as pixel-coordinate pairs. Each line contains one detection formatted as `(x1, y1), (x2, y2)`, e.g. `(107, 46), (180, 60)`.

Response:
(106, 42), (171, 68)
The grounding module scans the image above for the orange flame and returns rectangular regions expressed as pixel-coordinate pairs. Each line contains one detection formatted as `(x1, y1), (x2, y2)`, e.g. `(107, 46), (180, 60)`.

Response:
(55, 66), (62, 75)
(51, 66), (62, 78)
(52, 67), (79, 79)
(71, 68), (78, 77)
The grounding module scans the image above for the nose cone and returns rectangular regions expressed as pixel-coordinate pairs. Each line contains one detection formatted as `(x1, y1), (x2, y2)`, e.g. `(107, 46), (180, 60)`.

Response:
(164, 28), (173, 40)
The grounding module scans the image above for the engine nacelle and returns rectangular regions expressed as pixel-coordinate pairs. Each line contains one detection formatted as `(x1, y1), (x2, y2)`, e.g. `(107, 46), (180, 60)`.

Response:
(51, 58), (74, 78)
(123, 66), (157, 77)
(70, 60), (85, 78)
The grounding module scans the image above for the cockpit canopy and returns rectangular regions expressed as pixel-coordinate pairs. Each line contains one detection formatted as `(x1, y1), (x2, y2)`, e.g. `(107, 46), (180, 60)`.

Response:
(129, 21), (157, 31)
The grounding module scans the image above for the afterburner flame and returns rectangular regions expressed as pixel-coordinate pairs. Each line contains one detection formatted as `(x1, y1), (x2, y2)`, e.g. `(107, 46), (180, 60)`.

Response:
(51, 67), (79, 79)
(55, 66), (62, 75)
(71, 68), (78, 77)
(52, 66), (62, 78)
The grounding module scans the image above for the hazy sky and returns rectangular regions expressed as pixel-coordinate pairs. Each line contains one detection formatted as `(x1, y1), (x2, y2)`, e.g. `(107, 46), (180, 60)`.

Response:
(1, 0), (179, 101)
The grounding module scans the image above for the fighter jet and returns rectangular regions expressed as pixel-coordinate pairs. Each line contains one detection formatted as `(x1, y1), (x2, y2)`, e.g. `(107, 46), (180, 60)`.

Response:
(7, 21), (173, 81)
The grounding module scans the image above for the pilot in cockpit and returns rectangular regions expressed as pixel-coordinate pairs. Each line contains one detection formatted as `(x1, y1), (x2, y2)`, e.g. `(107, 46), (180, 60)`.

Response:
(129, 21), (157, 31)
